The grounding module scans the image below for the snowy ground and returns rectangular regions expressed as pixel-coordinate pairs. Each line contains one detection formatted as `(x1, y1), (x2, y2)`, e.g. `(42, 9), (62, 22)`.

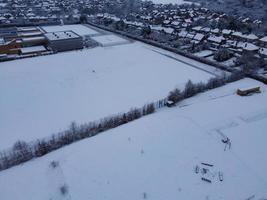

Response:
(91, 34), (130, 47)
(0, 41), (217, 149)
(41, 24), (100, 36)
(0, 78), (266, 200)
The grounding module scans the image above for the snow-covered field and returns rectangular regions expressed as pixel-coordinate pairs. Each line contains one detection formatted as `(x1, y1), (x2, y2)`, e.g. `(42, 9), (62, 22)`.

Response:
(41, 24), (100, 36)
(0, 41), (215, 149)
(0, 78), (266, 200)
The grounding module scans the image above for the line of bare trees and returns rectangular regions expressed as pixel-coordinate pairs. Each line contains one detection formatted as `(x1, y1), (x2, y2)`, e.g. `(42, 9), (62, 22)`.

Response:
(167, 72), (244, 104)
(0, 103), (156, 171)
(0, 72), (244, 172)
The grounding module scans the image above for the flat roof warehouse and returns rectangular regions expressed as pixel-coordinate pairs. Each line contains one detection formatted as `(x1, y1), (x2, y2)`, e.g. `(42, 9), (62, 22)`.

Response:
(44, 30), (83, 52)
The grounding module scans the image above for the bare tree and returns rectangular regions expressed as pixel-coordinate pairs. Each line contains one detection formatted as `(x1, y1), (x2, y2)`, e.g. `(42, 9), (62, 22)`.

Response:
(168, 88), (183, 103)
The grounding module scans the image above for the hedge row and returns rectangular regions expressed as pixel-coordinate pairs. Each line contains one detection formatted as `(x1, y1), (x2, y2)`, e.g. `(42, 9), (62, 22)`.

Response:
(167, 72), (244, 104)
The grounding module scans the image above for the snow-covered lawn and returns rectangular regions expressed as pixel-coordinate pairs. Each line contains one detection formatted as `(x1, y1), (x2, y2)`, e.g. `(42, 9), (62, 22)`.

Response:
(0, 41), (214, 149)
(0, 78), (266, 200)
(41, 24), (100, 36)
(91, 34), (130, 47)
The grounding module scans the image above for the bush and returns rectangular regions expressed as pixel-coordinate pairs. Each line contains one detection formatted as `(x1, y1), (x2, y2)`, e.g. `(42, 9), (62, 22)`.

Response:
(214, 48), (233, 62)
(183, 80), (197, 98)
(237, 51), (264, 72)
(142, 103), (155, 115)
(195, 82), (207, 93)
(168, 88), (183, 103)
(206, 77), (226, 89)
(12, 140), (33, 163)
(142, 26), (151, 37)
(114, 20), (127, 31)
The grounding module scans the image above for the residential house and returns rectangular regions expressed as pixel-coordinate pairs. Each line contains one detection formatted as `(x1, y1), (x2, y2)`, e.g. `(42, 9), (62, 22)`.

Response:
(259, 48), (267, 58)
(237, 42), (259, 54)
(207, 35), (225, 48)
(259, 36), (267, 47)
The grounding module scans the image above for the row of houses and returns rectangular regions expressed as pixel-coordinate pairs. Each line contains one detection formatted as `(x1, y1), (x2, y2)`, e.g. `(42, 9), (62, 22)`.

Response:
(0, 0), (123, 26)
(176, 26), (267, 57)
(96, 11), (267, 59)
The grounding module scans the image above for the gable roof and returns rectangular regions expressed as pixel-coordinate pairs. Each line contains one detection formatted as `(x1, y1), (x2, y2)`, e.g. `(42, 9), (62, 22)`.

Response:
(260, 36), (267, 43)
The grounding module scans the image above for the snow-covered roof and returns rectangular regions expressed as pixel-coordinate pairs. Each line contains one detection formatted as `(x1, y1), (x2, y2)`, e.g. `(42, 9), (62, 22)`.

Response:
(226, 40), (238, 47)
(186, 33), (195, 39)
(259, 48), (267, 56)
(179, 22), (187, 27)
(178, 30), (188, 38)
(0, 3), (7, 7)
(162, 27), (174, 34)
(238, 42), (259, 51)
(233, 32), (258, 40)
(242, 34), (258, 40)
(192, 26), (202, 31)
(211, 28), (219, 33)
(45, 31), (80, 41)
(232, 32), (243, 37)
(171, 21), (180, 26)
(0, 37), (4, 44)
(20, 45), (46, 54)
(222, 29), (232, 35)
(17, 27), (40, 32)
(202, 27), (211, 32)
(151, 26), (174, 34)
(21, 36), (46, 42)
(0, 53), (7, 58)
(163, 20), (170, 24)
(184, 18), (192, 23)
(194, 33), (205, 41)
(207, 35), (225, 43)
(42, 25), (99, 37)
(109, 16), (120, 22)
(260, 36), (267, 43)
(19, 31), (42, 37)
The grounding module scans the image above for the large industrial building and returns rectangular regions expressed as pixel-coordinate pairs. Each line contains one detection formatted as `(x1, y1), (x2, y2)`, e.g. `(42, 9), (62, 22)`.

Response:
(0, 26), (48, 57)
(0, 27), (17, 40)
(0, 26), (85, 59)
(44, 31), (83, 52)
(0, 39), (21, 55)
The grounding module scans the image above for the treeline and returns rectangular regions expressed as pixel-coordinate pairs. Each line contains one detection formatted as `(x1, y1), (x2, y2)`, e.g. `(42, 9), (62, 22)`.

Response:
(167, 72), (244, 104)
(0, 72), (244, 172)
